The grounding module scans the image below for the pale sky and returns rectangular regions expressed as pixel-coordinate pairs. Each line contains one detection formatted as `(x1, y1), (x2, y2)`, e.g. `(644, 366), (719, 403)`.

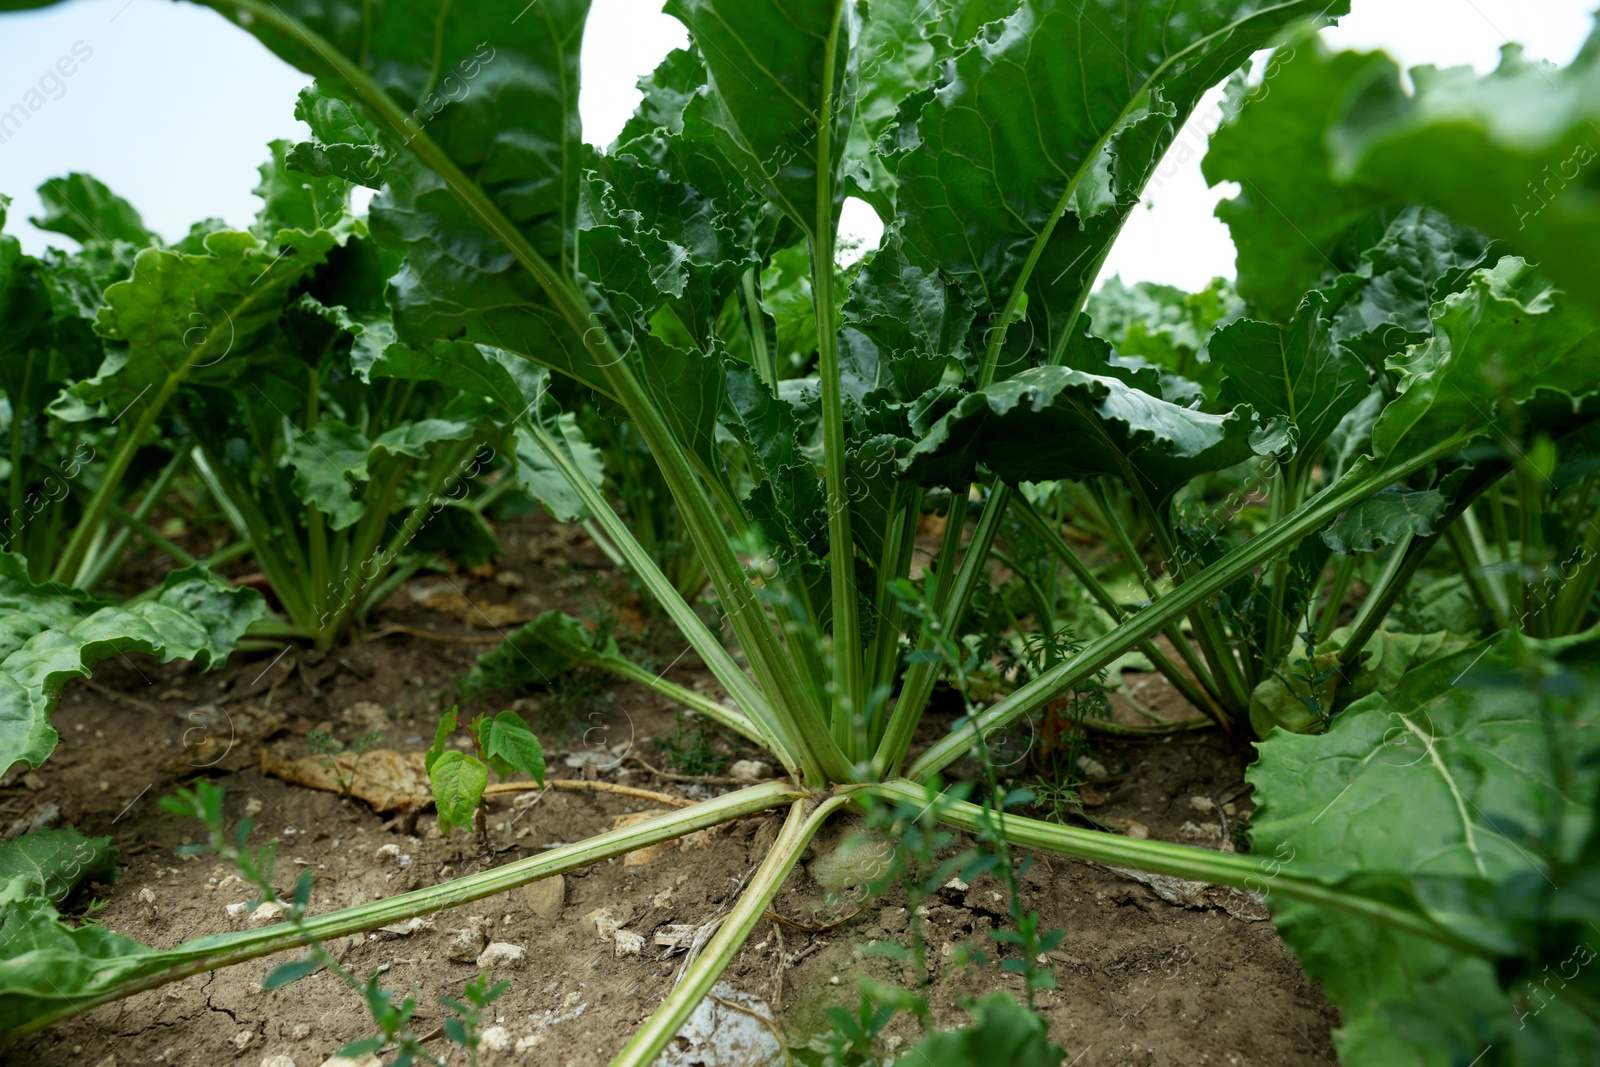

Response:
(0, 0), (1594, 290)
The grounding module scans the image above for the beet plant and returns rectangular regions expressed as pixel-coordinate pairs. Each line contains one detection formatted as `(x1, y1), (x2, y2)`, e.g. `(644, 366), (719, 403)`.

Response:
(3, 1), (1600, 1063)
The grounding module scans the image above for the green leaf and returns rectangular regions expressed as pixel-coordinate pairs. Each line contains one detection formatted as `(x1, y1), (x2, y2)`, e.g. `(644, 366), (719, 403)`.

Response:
(0, 828), (116, 905)
(0, 880), (174, 1036)
(284, 419), (371, 531)
(428, 750), (487, 837)
(482, 711), (545, 785)
(30, 173), (153, 248)
(286, 83), (393, 189)
(60, 228), (336, 427)
(899, 992), (1065, 1067)
(457, 611), (612, 700)
(892, 0), (1347, 365)
(1202, 40), (1394, 320)
(263, 955), (321, 990)
(1211, 290), (1368, 462)
(666, 0), (859, 234)
(0, 555), (265, 771)
(1248, 625), (1475, 736)
(513, 415), (606, 524)
(424, 707), (458, 776)
(902, 366), (1258, 505)
(1329, 29), (1600, 320)
(1372, 258), (1600, 459)
(253, 138), (354, 240)
(1248, 632), (1600, 1063)
(1322, 486), (1447, 554)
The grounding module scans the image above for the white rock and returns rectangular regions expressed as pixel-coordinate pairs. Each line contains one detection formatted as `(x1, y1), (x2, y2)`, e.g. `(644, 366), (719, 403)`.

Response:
(480, 1025), (512, 1052)
(514, 1035), (540, 1051)
(318, 1056), (381, 1067)
(139, 887), (156, 905)
(1178, 820), (1216, 840)
(728, 760), (774, 781)
(447, 917), (490, 962)
(259, 1056), (296, 1067)
(943, 877), (969, 893)
(244, 797), (264, 817)
(476, 942), (526, 970)
(582, 905), (632, 941)
(1188, 795), (1216, 813)
(290, 1024), (311, 1040)
(612, 930), (645, 958)
(250, 901), (286, 924)
(375, 917), (434, 938)
(375, 843), (402, 863)
(229, 1029), (254, 1051)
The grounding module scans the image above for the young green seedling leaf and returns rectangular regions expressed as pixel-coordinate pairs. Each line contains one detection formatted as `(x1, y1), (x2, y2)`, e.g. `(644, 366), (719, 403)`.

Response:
(428, 750), (488, 837)
(481, 711), (545, 785)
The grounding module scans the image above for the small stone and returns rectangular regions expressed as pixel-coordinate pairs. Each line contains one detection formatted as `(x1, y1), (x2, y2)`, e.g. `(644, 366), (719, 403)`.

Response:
(244, 797), (264, 817)
(1223, 802), (1237, 817)
(1178, 820), (1216, 840)
(943, 877), (969, 893)
(480, 1026), (512, 1051)
(250, 901), (286, 924)
(514, 1035), (539, 1051)
(374, 917), (433, 939)
(728, 759), (774, 781)
(139, 887), (156, 905)
(260, 1056), (295, 1067)
(582, 905), (632, 941)
(290, 1024), (311, 1040)
(829, 975), (840, 985)
(612, 930), (645, 958)
(522, 875), (564, 919)
(230, 1030), (254, 1051)
(448, 918), (490, 962)
(1189, 796), (1216, 813)
(1122, 820), (1149, 840)
(1076, 756), (1109, 779)
(476, 942), (526, 970)
(20, 772), (44, 791)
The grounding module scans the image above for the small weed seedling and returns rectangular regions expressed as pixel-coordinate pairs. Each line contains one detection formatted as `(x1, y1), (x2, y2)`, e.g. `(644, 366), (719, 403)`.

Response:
(306, 728), (385, 799)
(425, 707), (546, 844)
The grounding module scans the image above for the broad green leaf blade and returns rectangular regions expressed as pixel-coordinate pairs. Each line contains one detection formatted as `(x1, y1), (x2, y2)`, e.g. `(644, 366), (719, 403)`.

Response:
(892, 0), (1348, 365)
(253, 138), (354, 240)
(1248, 625), (1474, 736)
(665, 0), (859, 234)
(61, 229), (336, 426)
(1321, 486), (1447, 554)
(428, 750), (488, 836)
(1373, 258), (1600, 459)
(839, 234), (972, 406)
(0, 555), (266, 771)
(903, 365), (1257, 505)
(1202, 40), (1393, 320)
(457, 610), (611, 701)
(31, 173), (153, 248)
(1329, 27), (1600, 319)
(513, 416), (606, 524)
(483, 711), (545, 785)
(0, 828), (116, 905)
(1248, 632), (1600, 1064)
(284, 420), (371, 531)
(286, 84), (393, 189)
(0, 881), (174, 1036)
(1211, 291), (1367, 462)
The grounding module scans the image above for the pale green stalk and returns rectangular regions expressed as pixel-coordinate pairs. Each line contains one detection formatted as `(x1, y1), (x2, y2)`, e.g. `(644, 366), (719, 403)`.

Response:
(3, 780), (804, 1042)
(612, 795), (849, 1067)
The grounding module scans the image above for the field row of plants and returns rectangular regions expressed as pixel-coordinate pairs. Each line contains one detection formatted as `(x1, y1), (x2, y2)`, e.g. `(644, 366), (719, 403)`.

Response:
(2, 0), (1599, 1063)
